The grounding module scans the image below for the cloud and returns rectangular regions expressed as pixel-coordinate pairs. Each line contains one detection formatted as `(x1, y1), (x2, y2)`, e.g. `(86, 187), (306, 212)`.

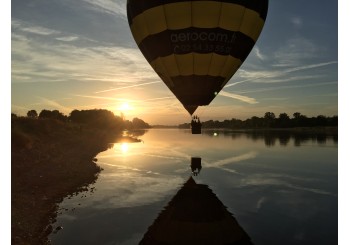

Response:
(219, 91), (258, 104)
(223, 35), (336, 91)
(283, 61), (337, 73)
(11, 104), (31, 115)
(238, 81), (337, 94)
(290, 16), (303, 28)
(141, 96), (175, 102)
(21, 26), (60, 36)
(81, 0), (127, 18)
(12, 23), (156, 86)
(224, 70), (280, 88)
(95, 81), (160, 94)
(224, 61), (337, 88)
(74, 94), (175, 105)
(252, 74), (322, 84)
(273, 37), (320, 66)
(37, 97), (73, 112)
(55, 36), (79, 42)
(74, 94), (129, 101)
(11, 18), (61, 36)
(253, 46), (266, 61)
(260, 97), (288, 101)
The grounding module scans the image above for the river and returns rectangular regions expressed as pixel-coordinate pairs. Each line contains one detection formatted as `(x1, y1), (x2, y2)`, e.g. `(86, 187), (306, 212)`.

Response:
(49, 128), (338, 245)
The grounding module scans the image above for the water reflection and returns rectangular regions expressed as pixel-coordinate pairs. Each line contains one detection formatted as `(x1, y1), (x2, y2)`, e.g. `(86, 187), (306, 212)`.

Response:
(200, 129), (337, 146)
(128, 129), (148, 137)
(49, 129), (337, 245)
(140, 159), (252, 245)
(191, 157), (202, 176)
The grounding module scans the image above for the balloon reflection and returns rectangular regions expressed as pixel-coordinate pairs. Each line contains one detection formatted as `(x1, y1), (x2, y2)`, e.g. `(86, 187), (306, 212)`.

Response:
(139, 158), (252, 245)
(191, 157), (202, 176)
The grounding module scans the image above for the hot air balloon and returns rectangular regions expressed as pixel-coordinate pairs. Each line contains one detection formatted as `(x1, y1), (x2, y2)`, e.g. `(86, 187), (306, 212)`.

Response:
(127, 0), (268, 131)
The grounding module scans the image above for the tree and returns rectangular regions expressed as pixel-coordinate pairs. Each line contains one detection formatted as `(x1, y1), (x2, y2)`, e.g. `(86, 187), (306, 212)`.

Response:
(316, 115), (327, 126)
(293, 112), (301, 119)
(39, 109), (67, 121)
(264, 112), (276, 128)
(264, 112), (276, 120)
(69, 109), (124, 130)
(292, 112), (307, 127)
(246, 116), (262, 128)
(276, 113), (290, 128)
(278, 113), (289, 120)
(132, 117), (150, 129)
(39, 109), (52, 119)
(27, 110), (38, 118)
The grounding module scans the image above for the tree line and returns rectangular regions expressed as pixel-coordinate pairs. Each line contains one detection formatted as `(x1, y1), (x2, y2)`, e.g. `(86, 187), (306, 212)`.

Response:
(12, 109), (151, 130)
(179, 112), (338, 129)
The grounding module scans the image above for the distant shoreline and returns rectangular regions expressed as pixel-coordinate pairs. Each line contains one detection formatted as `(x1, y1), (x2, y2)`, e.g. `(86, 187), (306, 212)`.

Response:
(152, 126), (338, 134)
(201, 126), (338, 133)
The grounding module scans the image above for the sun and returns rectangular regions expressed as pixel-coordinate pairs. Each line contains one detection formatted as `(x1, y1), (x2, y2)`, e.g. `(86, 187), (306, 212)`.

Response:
(120, 143), (129, 153)
(119, 102), (131, 112)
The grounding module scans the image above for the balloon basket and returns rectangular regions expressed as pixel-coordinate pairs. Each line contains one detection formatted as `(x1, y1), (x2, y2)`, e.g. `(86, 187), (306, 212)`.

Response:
(191, 126), (201, 134)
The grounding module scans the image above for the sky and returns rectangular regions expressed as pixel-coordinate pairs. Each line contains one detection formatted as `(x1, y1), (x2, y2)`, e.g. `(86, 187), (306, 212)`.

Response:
(4, 1), (350, 243)
(10, 0), (339, 126)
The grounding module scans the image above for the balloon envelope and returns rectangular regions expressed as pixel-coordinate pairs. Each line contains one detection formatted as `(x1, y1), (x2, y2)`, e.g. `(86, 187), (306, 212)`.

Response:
(127, 0), (269, 115)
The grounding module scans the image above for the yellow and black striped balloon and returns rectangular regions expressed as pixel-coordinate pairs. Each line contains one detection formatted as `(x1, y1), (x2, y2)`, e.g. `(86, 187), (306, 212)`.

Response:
(127, 0), (269, 115)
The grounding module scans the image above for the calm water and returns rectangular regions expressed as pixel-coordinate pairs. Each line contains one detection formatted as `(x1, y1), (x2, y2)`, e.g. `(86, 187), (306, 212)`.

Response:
(50, 129), (338, 245)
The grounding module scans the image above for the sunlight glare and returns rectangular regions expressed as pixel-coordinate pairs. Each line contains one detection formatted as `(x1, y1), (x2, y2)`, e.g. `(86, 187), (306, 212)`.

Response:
(119, 102), (131, 112)
(121, 143), (129, 153)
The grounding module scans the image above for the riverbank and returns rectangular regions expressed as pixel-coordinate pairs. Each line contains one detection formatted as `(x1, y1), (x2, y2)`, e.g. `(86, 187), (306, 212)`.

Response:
(11, 118), (126, 245)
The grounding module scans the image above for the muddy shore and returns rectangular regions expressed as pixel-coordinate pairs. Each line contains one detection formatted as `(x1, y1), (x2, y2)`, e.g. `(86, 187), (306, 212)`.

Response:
(11, 118), (129, 245)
